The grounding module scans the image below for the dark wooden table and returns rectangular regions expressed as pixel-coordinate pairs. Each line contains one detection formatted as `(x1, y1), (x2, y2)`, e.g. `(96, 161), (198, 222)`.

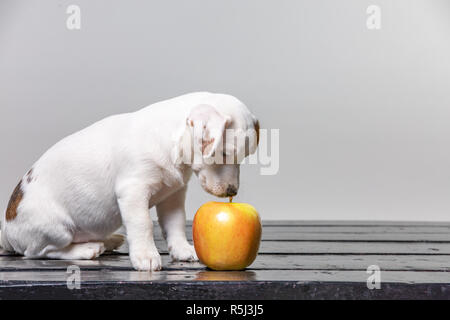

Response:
(1, 221), (449, 299)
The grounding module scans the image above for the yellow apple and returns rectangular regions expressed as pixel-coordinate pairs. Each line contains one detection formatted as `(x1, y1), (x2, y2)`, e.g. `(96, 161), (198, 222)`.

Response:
(193, 201), (262, 270)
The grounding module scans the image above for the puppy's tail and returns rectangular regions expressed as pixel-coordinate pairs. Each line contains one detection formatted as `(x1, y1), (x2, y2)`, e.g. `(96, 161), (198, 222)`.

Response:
(0, 220), (6, 250)
(0, 210), (4, 248)
(0, 228), (3, 249)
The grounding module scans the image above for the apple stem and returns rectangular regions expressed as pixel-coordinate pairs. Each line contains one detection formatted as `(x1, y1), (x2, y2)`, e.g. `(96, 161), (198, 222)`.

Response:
(229, 196), (233, 203)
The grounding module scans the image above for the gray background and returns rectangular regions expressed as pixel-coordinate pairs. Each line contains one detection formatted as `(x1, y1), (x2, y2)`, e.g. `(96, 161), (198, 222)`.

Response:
(1, 0), (449, 221)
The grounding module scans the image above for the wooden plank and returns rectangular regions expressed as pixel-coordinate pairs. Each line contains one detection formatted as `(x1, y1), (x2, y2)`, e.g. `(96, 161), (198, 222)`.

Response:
(258, 221), (450, 226)
(114, 240), (450, 255)
(152, 230), (450, 242)
(0, 279), (448, 300)
(256, 233), (450, 242)
(151, 226), (450, 242)
(0, 269), (449, 284)
(3, 223), (449, 250)
(259, 226), (450, 232)
(0, 254), (448, 272)
(3, 240), (450, 256)
(253, 241), (450, 255)
(184, 220), (450, 227)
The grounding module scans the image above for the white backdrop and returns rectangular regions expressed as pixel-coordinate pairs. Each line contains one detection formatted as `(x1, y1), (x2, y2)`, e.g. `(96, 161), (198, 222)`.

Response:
(1, 0), (450, 221)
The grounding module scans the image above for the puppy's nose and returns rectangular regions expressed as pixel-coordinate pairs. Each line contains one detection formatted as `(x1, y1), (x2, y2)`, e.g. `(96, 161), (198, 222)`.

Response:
(226, 185), (237, 197)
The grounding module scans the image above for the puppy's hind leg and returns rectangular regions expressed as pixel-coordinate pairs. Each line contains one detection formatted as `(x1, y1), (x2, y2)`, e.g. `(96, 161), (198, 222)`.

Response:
(19, 220), (105, 260)
(103, 234), (125, 252)
(44, 242), (106, 260)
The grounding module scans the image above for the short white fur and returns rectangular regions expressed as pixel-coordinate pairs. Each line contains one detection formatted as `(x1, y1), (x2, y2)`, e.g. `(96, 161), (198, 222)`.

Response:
(0, 92), (258, 271)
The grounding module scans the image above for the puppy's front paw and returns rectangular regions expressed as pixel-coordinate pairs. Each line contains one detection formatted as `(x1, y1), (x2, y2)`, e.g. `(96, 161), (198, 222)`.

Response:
(169, 241), (198, 262)
(130, 248), (162, 271)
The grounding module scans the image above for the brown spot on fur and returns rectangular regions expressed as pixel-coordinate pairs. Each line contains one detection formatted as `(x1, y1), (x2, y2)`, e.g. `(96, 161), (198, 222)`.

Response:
(254, 120), (260, 146)
(6, 180), (23, 221)
(26, 168), (34, 183)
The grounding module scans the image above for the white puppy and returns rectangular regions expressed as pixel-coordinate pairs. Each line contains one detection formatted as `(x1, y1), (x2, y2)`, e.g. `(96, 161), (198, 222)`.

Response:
(0, 92), (259, 271)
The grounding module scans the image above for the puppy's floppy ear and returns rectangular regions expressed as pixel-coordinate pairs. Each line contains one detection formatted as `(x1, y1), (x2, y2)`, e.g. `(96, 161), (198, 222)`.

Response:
(187, 104), (230, 158)
(247, 116), (260, 156)
(254, 119), (260, 146)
